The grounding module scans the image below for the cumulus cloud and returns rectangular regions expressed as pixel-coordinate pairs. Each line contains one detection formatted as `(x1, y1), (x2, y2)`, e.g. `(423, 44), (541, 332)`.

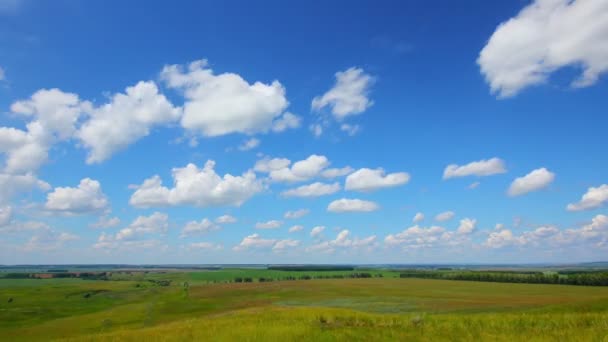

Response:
(77, 81), (181, 163)
(435, 211), (455, 222)
(268, 155), (330, 183)
(3, 89), (90, 173)
(271, 112), (301, 132)
(253, 157), (291, 173)
(90, 216), (121, 229)
(312, 67), (375, 120)
(478, 0), (608, 97)
(0, 173), (50, 205)
(327, 198), (379, 213)
(180, 218), (220, 237)
(321, 166), (354, 179)
(345, 168), (410, 192)
(161, 59), (289, 136)
(284, 209), (310, 219)
(282, 182), (340, 198)
(310, 225), (325, 238)
(443, 158), (506, 179)
(457, 218), (477, 234)
(216, 214), (237, 224)
(255, 220), (283, 229)
(129, 160), (263, 208)
(288, 225), (304, 233)
(22, 230), (79, 252)
(308, 229), (376, 253)
(44, 178), (109, 215)
(115, 212), (169, 241)
(413, 212), (424, 223)
(238, 138), (260, 151)
(567, 184), (608, 211)
(272, 239), (300, 251)
(233, 233), (276, 251)
(385, 225), (447, 248)
(507, 168), (555, 196)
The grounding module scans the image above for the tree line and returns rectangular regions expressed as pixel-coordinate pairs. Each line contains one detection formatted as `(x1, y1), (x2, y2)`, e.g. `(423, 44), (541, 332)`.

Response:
(398, 270), (608, 286)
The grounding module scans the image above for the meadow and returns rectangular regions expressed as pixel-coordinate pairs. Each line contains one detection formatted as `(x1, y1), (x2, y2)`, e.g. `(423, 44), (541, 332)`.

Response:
(1, 268), (607, 341)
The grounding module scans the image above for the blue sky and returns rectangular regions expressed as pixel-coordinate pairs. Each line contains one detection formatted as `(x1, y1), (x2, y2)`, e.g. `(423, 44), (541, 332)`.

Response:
(0, 0), (607, 264)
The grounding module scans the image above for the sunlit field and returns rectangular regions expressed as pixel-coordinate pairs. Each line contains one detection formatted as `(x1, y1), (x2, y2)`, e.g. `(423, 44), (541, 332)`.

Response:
(2, 269), (608, 341)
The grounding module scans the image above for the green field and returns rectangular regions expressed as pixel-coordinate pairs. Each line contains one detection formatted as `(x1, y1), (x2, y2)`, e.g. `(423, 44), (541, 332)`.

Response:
(1, 269), (608, 341)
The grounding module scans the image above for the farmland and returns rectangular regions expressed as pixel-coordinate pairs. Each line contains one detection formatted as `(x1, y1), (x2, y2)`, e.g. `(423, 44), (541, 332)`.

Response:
(1, 267), (608, 341)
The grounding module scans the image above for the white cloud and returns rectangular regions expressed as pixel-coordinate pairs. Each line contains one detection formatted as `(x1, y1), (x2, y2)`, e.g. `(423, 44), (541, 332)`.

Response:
(282, 182), (340, 198)
(507, 168), (555, 196)
(457, 218), (477, 234)
(3, 89), (90, 174)
(312, 67), (375, 120)
(310, 123), (323, 137)
(180, 218), (220, 237)
(485, 228), (524, 248)
(77, 81), (181, 163)
(284, 209), (310, 219)
(44, 178), (109, 215)
(187, 242), (222, 250)
(478, 0), (608, 97)
(253, 157), (291, 173)
(90, 216), (121, 229)
(216, 214), (237, 224)
(567, 184), (608, 211)
(271, 112), (301, 132)
(268, 154), (330, 183)
(385, 225), (447, 248)
(327, 198), (379, 213)
(345, 168), (410, 192)
(309, 229), (376, 253)
(238, 137), (260, 151)
(310, 225), (325, 238)
(443, 158), (506, 179)
(0, 173), (50, 205)
(468, 181), (481, 189)
(115, 212), (168, 241)
(233, 233), (276, 251)
(93, 233), (164, 251)
(413, 212), (424, 223)
(0, 206), (12, 226)
(435, 211), (455, 222)
(321, 166), (354, 179)
(340, 123), (360, 136)
(161, 59), (289, 136)
(273, 239), (300, 251)
(255, 220), (283, 229)
(22, 230), (79, 252)
(11, 88), (87, 141)
(130, 160), (263, 208)
(288, 225), (304, 233)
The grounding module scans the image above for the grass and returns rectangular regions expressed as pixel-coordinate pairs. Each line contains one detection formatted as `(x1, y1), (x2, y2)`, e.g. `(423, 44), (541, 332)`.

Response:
(1, 271), (608, 341)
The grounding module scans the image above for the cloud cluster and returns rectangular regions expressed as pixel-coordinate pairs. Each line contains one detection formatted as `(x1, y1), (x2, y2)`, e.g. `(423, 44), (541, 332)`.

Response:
(345, 168), (410, 192)
(507, 168), (555, 196)
(443, 158), (506, 179)
(130, 160), (263, 208)
(327, 198), (379, 213)
(44, 178), (109, 215)
(312, 67), (375, 120)
(567, 184), (608, 211)
(478, 0), (608, 97)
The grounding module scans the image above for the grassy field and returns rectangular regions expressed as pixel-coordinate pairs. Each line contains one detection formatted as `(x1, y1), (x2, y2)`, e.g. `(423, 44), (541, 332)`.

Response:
(1, 270), (608, 341)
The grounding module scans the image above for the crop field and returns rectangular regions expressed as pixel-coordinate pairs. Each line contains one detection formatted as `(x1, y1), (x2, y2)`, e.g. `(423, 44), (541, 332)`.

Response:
(1, 269), (608, 341)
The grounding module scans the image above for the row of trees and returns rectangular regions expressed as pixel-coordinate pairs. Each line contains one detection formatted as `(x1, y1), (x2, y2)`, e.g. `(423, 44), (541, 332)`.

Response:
(233, 272), (380, 283)
(398, 271), (608, 286)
